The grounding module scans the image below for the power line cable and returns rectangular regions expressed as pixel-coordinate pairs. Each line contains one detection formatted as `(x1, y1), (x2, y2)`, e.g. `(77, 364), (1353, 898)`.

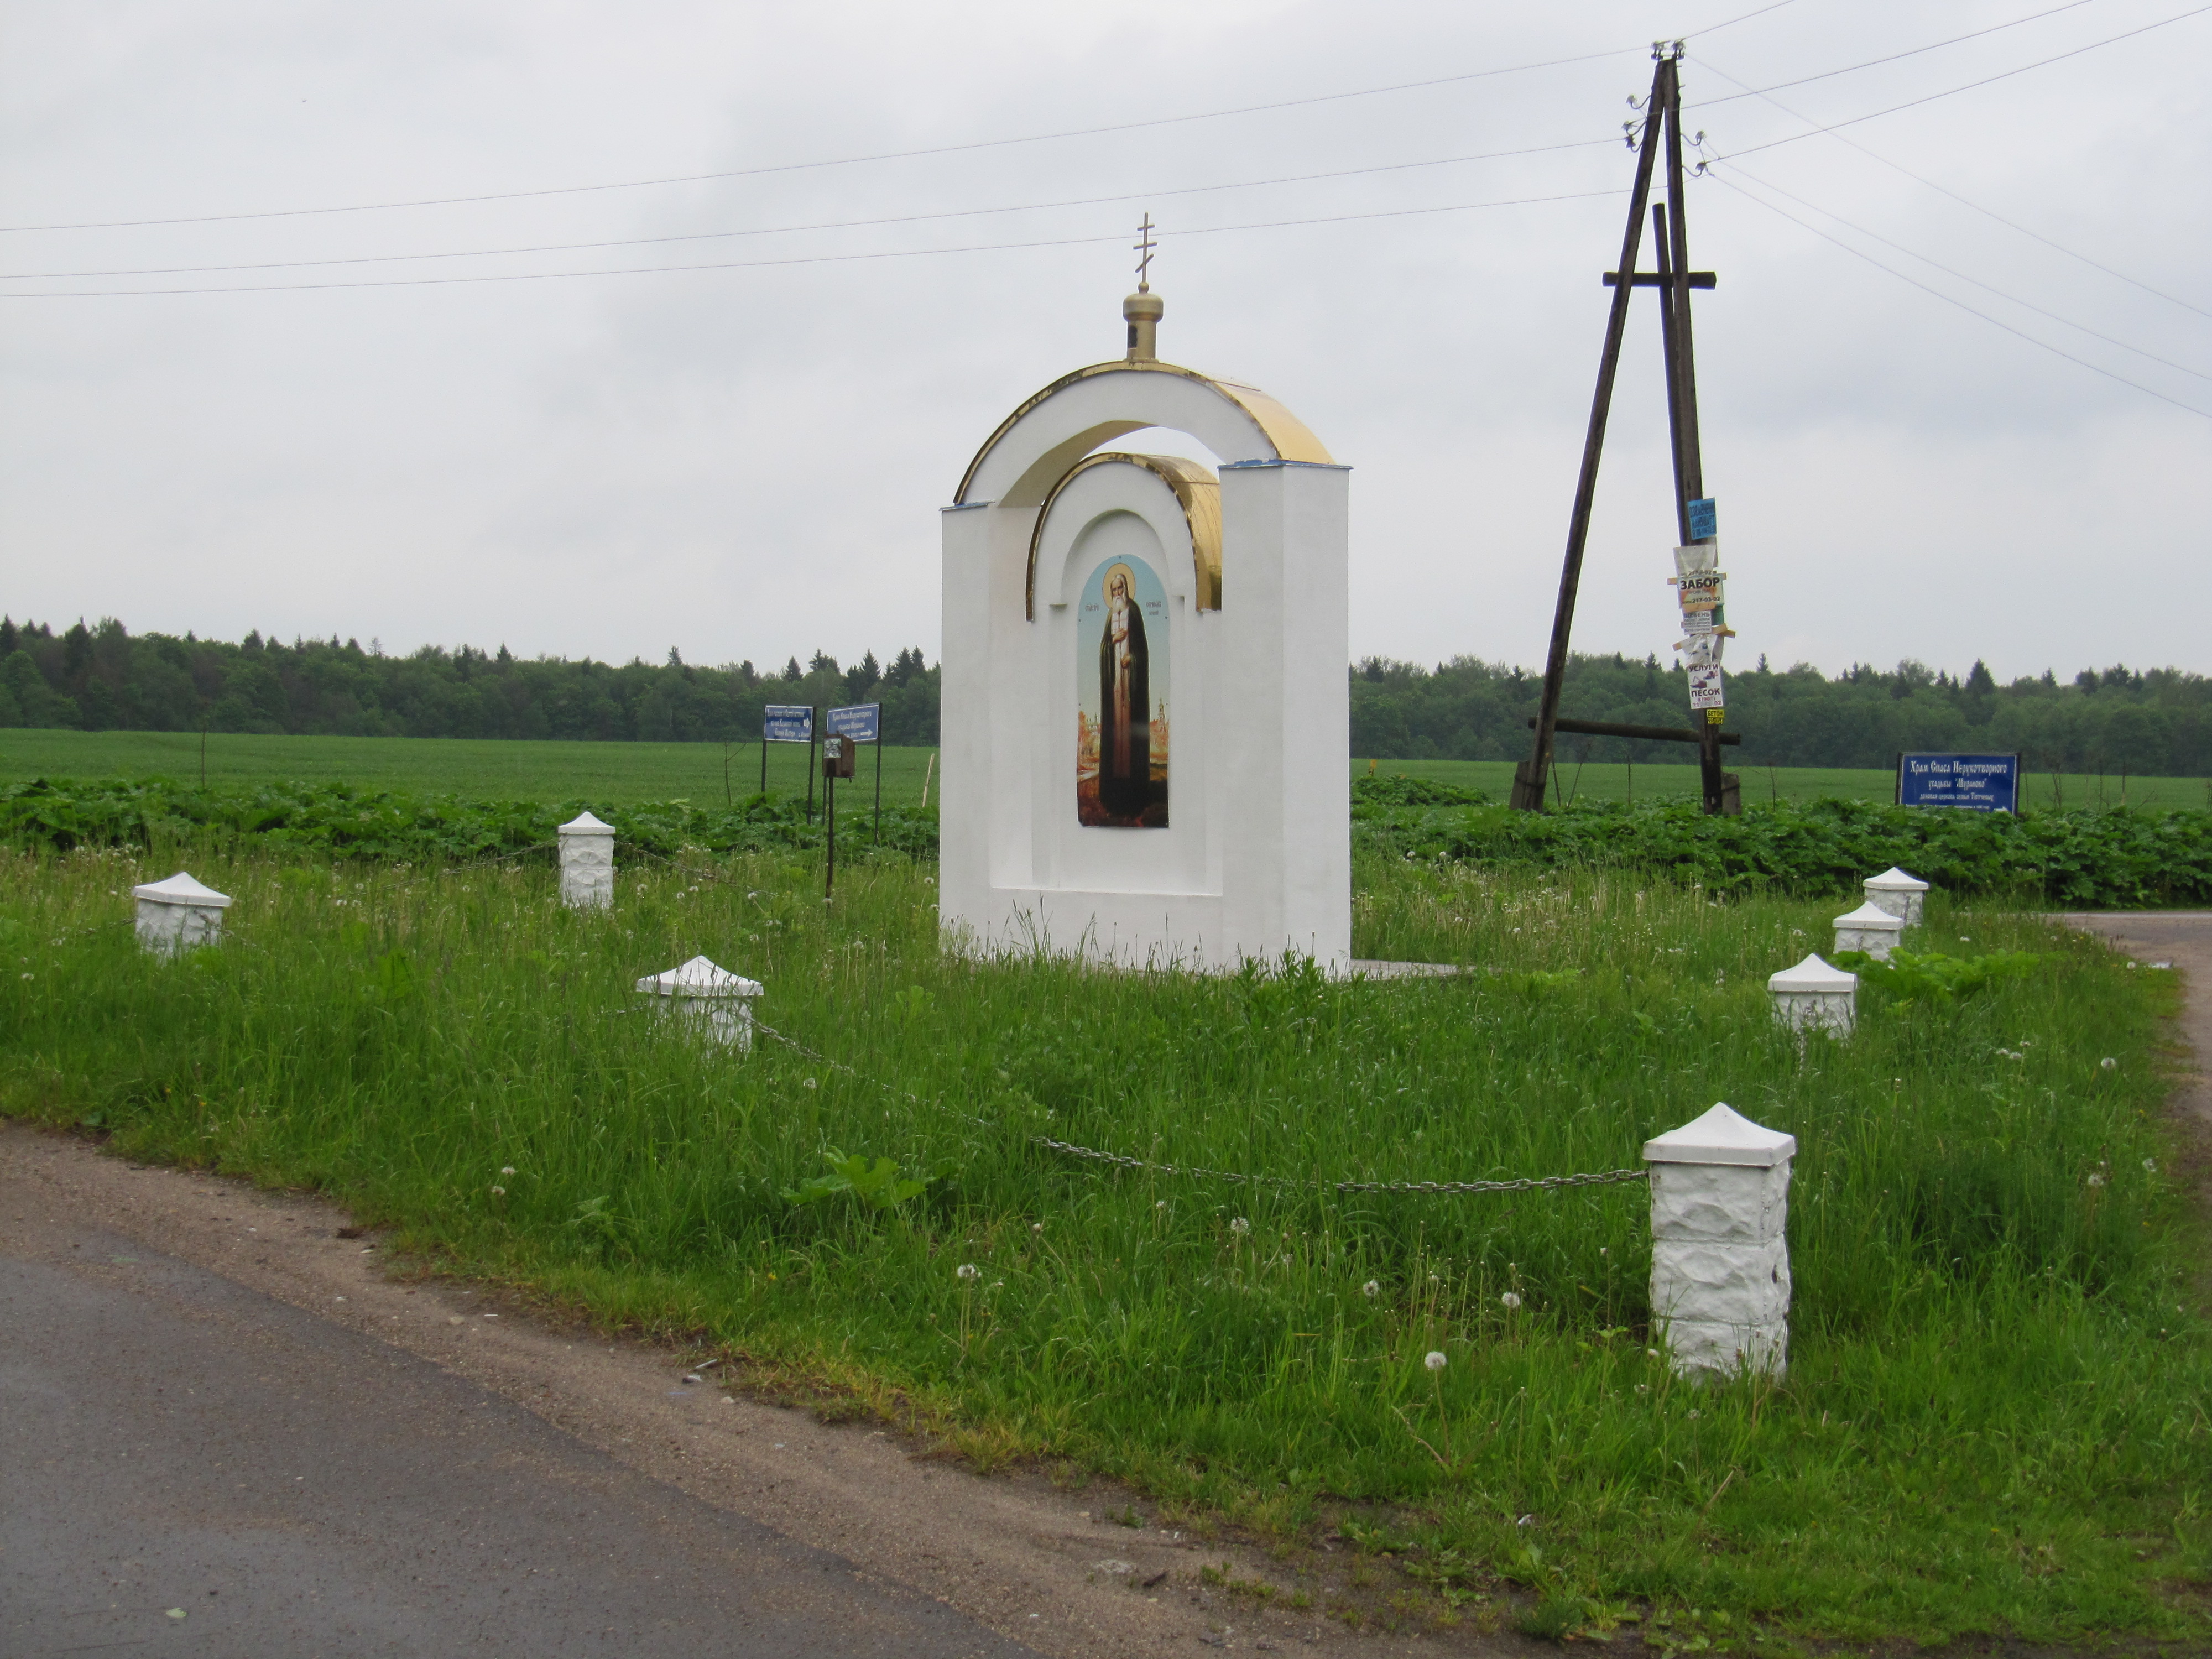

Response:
(0, 187), (1626, 300)
(1714, 3), (2212, 160)
(1689, 0), (2099, 107)
(1706, 170), (2211, 420)
(0, 136), (1620, 283)
(0, 0), (1801, 235)
(1695, 55), (2212, 320)
(0, 2), (2135, 285)
(1715, 161), (2212, 380)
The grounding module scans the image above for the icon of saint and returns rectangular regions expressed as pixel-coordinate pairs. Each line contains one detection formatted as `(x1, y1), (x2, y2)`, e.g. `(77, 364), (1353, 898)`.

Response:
(1097, 563), (1151, 821)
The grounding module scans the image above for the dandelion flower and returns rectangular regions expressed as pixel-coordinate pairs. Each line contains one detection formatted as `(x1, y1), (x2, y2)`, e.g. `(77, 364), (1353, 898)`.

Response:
(489, 1185), (506, 1197)
(1424, 1351), (1447, 1372)
(1687, 1409), (1702, 1421)
(2100, 1057), (2118, 1071)
(802, 1077), (818, 1089)
(1155, 1201), (1168, 1211)
(1500, 1291), (1522, 1311)
(2086, 1172), (2108, 1188)
(1229, 1217), (1250, 1235)
(2142, 1159), (2157, 1173)
(956, 1263), (980, 1281)
(1032, 1221), (1044, 1233)
(500, 1165), (517, 1176)
(1362, 1280), (1380, 1299)
(1647, 1348), (1661, 1360)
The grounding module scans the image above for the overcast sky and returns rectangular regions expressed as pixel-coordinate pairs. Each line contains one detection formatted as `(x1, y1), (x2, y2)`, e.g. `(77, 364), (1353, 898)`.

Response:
(2, 0), (2206, 683)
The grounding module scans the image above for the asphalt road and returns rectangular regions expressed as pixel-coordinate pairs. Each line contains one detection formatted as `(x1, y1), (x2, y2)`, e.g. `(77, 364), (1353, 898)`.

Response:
(1, 1205), (1033, 1658)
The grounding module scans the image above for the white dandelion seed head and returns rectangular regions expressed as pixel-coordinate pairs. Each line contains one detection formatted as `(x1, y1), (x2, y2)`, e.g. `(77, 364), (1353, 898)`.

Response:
(1031, 1221), (1044, 1233)
(1424, 1351), (1447, 1372)
(1500, 1291), (1522, 1310)
(1647, 1348), (1661, 1359)
(500, 1166), (517, 1176)
(1155, 1201), (1168, 1211)
(956, 1262), (980, 1281)
(802, 1077), (818, 1089)
(489, 1186), (506, 1197)
(1362, 1280), (1381, 1299)
(2100, 1057), (2118, 1070)
(1229, 1217), (1250, 1235)
(2143, 1158), (2157, 1173)
(2086, 1172), (2107, 1188)
(1687, 1409), (1702, 1420)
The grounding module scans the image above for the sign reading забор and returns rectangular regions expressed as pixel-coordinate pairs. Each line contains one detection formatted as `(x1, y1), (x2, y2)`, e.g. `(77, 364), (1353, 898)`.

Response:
(1897, 753), (2019, 812)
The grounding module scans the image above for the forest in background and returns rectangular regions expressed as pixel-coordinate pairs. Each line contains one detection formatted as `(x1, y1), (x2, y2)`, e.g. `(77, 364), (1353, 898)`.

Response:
(2, 615), (2207, 776)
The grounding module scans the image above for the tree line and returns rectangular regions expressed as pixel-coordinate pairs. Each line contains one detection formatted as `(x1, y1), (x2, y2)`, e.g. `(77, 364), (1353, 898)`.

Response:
(1351, 653), (2212, 776)
(3, 614), (2206, 777)
(0, 617), (940, 745)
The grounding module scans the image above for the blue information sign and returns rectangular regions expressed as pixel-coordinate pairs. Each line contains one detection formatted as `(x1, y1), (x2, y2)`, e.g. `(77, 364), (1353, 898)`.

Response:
(1686, 498), (1717, 541)
(827, 703), (880, 743)
(1897, 753), (2019, 812)
(763, 705), (813, 743)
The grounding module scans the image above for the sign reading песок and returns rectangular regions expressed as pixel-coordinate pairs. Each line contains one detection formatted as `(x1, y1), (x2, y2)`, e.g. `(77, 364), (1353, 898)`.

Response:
(1897, 753), (2019, 812)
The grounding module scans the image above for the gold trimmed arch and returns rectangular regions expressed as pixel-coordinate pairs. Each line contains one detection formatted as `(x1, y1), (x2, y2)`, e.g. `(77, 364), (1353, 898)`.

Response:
(1025, 453), (1222, 620)
(954, 359), (1332, 508)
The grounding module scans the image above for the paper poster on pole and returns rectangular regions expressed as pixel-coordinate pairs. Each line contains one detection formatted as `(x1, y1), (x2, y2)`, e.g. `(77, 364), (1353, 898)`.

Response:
(1672, 542), (1719, 577)
(1688, 665), (1726, 709)
(1672, 572), (1725, 612)
(1687, 498), (1717, 541)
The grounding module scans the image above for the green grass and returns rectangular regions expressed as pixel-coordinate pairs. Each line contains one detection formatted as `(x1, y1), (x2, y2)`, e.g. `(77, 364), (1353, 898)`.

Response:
(2, 844), (2205, 1644)
(11, 727), (2203, 812)
(1358, 755), (2212, 810)
(0, 728), (941, 807)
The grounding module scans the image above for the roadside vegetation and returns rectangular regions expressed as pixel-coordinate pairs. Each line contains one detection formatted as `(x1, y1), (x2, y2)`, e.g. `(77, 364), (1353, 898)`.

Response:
(2, 837), (2205, 1645)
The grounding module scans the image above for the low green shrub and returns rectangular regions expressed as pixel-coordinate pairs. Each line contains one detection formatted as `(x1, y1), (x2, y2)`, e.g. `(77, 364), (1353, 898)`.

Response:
(1354, 781), (2212, 905)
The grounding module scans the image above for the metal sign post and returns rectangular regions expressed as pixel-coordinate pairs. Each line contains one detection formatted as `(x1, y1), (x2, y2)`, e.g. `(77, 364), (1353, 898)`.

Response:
(821, 733), (858, 898)
(828, 703), (884, 844)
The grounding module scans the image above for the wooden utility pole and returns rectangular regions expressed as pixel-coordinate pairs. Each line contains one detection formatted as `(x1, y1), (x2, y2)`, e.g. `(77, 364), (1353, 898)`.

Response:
(1515, 44), (1733, 815)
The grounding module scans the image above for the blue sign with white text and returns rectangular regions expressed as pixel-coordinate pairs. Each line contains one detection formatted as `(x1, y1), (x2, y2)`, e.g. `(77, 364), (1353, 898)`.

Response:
(827, 703), (880, 742)
(1686, 498), (1717, 541)
(763, 705), (814, 743)
(1897, 753), (2018, 812)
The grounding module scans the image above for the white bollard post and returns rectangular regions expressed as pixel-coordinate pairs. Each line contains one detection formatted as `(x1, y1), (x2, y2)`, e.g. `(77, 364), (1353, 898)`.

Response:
(1863, 867), (1928, 927)
(557, 811), (615, 910)
(1767, 952), (1856, 1038)
(1832, 900), (1904, 962)
(634, 955), (764, 1050)
(1644, 1103), (1794, 1381)
(132, 872), (233, 956)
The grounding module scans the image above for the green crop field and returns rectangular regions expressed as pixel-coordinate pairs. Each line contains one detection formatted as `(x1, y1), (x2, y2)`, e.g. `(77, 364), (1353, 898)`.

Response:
(3, 842), (2204, 1644)
(5, 727), (2203, 812)
(0, 728), (941, 807)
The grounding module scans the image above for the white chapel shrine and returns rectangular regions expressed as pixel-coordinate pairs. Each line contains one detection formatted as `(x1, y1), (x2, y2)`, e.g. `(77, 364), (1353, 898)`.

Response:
(938, 272), (1351, 972)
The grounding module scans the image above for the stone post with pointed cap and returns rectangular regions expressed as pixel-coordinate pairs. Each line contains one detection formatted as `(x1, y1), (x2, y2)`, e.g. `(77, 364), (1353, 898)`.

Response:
(132, 871), (234, 955)
(634, 954), (764, 1049)
(1644, 1102), (1794, 1380)
(1832, 900), (1904, 961)
(1767, 952), (1855, 1038)
(1863, 866), (1928, 926)
(557, 811), (615, 910)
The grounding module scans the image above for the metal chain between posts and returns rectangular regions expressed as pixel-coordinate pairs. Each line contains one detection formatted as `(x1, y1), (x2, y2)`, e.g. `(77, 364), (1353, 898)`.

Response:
(1034, 1136), (1647, 1196)
(754, 1015), (1644, 1195)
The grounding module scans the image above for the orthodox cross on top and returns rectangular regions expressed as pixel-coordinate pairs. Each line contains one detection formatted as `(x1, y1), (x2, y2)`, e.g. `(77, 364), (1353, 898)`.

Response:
(1133, 213), (1156, 293)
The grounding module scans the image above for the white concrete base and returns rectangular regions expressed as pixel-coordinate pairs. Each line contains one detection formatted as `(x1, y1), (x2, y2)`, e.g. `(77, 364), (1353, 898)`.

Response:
(559, 812), (615, 910)
(1645, 1104), (1795, 1382)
